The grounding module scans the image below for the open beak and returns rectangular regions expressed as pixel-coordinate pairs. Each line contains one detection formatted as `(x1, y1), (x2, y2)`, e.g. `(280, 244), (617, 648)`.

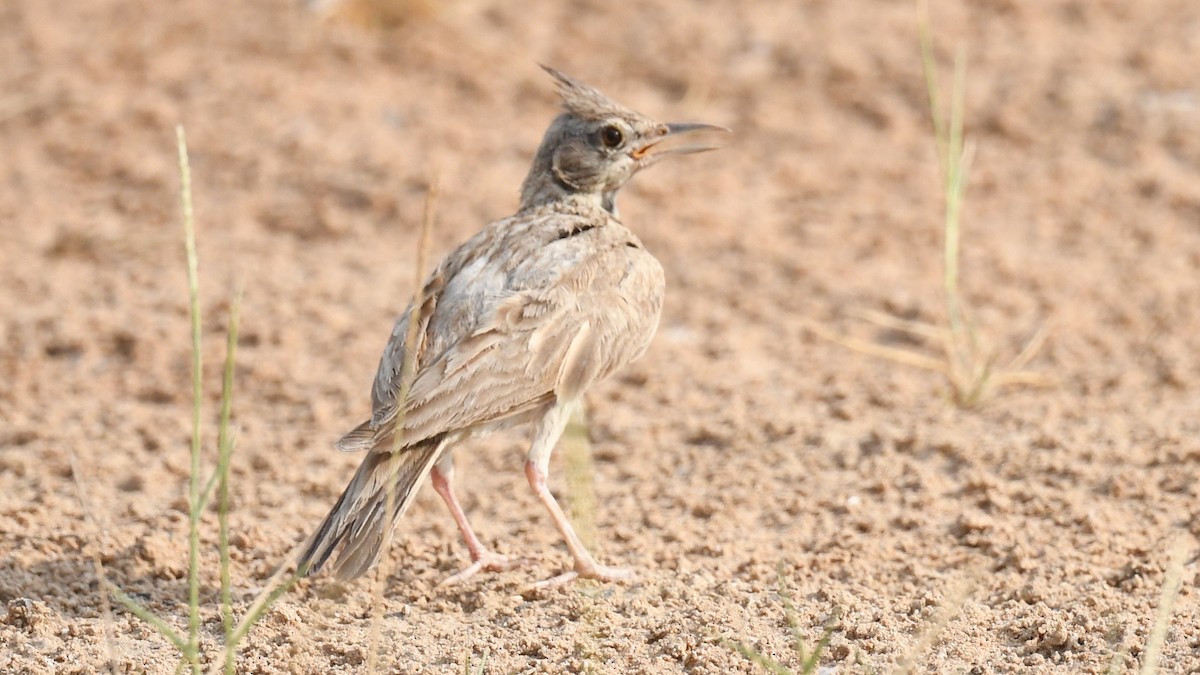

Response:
(633, 122), (731, 161)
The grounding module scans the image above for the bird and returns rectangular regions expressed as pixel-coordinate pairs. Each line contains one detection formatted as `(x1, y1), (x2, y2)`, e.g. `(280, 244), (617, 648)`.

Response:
(296, 66), (728, 589)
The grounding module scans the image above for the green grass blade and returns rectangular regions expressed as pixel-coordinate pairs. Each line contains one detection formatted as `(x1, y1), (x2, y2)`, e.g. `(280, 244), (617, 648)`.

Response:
(109, 585), (189, 653)
(776, 566), (832, 674)
(198, 469), (219, 514)
(775, 568), (807, 664)
(176, 124), (203, 675)
(801, 624), (835, 674)
(206, 562), (310, 674)
(563, 408), (596, 551)
(217, 292), (242, 673)
(367, 177), (439, 675)
(726, 639), (794, 675)
(917, 0), (946, 180)
(226, 570), (305, 648)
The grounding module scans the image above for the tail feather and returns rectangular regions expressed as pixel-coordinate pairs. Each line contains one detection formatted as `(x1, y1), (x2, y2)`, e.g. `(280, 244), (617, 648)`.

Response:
(333, 419), (377, 453)
(298, 433), (446, 581)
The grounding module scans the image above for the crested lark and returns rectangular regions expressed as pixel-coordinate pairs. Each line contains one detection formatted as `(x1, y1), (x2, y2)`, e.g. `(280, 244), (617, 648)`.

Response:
(298, 67), (727, 588)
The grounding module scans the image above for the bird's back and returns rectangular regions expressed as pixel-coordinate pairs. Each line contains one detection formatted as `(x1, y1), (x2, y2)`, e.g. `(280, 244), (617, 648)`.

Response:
(357, 196), (664, 451)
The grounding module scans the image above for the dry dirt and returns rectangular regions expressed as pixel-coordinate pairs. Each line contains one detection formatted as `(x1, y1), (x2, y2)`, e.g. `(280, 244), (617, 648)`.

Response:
(3, 0), (1200, 673)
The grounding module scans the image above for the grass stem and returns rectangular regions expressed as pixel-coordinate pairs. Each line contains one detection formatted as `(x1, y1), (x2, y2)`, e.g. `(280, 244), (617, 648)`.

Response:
(366, 175), (439, 675)
(63, 447), (120, 674)
(563, 408), (596, 551)
(809, 1), (1049, 408)
(1139, 539), (1188, 675)
(217, 292), (242, 673)
(177, 124), (204, 675)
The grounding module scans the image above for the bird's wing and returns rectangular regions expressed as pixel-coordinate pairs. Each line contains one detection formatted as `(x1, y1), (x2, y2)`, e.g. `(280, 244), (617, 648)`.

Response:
(343, 211), (663, 453)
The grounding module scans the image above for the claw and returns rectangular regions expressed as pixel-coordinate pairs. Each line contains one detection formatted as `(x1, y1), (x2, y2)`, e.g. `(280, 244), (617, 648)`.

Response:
(439, 551), (530, 586)
(529, 562), (635, 590)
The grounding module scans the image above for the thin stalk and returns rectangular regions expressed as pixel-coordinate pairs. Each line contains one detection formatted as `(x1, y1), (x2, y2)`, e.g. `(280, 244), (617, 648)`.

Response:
(779, 569), (833, 673)
(725, 569), (834, 675)
(562, 408), (596, 550)
(1139, 539), (1188, 675)
(805, 320), (950, 374)
(917, 0), (947, 176)
(726, 641), (793, 675)
(206, 562), (308, 674)
(893, 575), (974, 675)
(226, 571), (304, 646)
(811, 1), (1050, 409)
(217, 292), (242, 673)
(109, 585), (189, 652)
(64, 447), (120, 674)
(942, 49), (968, 361)
(463, 649), (490, 675)
(366, 177), (439, 675)
(177, 125), (203, 675)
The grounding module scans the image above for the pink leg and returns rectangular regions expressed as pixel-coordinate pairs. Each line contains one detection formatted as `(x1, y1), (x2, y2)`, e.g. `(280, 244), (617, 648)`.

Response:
(430, 456), (528, 585)
(524, 460), (633, 588)
(524, 403), (633, 589)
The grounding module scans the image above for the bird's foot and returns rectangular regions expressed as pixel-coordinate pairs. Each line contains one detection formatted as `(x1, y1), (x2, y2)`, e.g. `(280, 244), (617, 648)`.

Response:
(439, 551), (530, 586)
(530, 561), (635, 590)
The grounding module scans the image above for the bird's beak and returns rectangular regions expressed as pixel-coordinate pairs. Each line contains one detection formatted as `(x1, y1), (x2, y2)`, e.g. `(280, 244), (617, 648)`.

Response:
(633, 123), (731, 161)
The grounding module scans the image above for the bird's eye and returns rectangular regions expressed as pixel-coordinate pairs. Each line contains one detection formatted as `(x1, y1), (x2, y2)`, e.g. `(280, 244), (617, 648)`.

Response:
(599, 124), (624, 149)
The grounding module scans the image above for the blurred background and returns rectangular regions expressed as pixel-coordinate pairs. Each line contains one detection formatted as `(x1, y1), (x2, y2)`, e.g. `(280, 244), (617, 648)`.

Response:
(2, 1), (1199, 672)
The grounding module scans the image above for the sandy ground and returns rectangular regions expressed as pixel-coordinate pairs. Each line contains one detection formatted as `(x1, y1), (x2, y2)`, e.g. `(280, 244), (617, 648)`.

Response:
(3, 0), (1200, 672)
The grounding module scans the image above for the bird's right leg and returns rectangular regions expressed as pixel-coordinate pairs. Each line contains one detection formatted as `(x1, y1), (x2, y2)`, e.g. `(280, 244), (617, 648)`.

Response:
(431, 452), (528, 585)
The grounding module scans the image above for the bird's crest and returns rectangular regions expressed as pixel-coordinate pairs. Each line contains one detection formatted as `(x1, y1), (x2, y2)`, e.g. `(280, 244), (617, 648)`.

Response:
(540, 65), (630, 121)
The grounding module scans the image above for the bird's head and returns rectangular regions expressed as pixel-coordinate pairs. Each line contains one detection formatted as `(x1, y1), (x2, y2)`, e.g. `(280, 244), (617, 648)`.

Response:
(519, 66), (729, 213)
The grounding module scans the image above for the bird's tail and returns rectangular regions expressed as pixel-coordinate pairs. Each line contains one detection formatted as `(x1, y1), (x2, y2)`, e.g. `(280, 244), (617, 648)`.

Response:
(297, 432), (446, 582)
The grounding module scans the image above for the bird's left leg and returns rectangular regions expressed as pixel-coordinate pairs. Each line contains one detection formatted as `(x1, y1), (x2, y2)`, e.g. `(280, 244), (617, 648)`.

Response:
(525, 400), (634, 589)
(431, 451), (528, 585)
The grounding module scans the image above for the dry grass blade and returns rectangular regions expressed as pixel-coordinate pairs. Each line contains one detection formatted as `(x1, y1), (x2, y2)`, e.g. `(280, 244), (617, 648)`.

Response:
(177, 125), (205, 674)
(217, 293), (242, 674)
(563, 408), (597, 551)
(142, 127), (297, 675)
(726, 569), (835, 675)
(1139, 538), (1189, 675)
(1004, 321), (1051, 374)
(891, 575), (974, 675)
(227, 568), (305, 644)
(463, 649), (490, 675)
(64, 448), (121, 675)
(365, 175), (440, 675)
(205, 562), (308, 673)
(847, 307), (946, 342)
(805, 319), (949, 375)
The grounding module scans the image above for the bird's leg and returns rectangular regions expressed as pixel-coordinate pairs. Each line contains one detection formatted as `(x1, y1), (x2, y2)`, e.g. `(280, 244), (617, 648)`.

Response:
(431, 453), (528, 585)
(525, 402), (633, 589)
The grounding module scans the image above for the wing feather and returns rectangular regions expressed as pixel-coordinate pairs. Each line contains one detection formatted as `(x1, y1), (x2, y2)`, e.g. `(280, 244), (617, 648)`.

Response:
(352, 209), (664, 452)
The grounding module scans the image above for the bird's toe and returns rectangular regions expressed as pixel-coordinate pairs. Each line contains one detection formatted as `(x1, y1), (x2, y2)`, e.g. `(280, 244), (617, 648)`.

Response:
(439, 551), (531, 586)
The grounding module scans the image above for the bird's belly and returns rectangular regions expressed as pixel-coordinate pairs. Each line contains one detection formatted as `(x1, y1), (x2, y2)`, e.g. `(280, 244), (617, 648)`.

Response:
(600, 248), (666, 369)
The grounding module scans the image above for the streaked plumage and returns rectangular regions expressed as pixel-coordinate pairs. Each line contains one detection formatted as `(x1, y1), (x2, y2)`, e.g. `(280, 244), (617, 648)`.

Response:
(297, 67), (727, 587)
